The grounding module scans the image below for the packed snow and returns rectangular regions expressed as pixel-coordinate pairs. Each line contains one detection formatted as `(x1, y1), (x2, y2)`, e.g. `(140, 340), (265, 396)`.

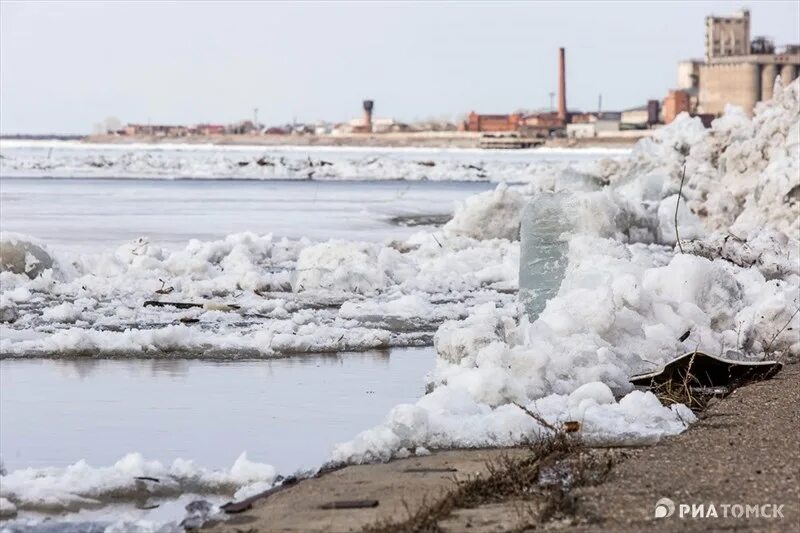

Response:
(443, 182), (526, 240)
(1, 82), (798, 527)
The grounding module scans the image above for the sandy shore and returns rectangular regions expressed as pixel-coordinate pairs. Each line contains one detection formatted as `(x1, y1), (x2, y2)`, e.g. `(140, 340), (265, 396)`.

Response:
(202, 362), (798, 532)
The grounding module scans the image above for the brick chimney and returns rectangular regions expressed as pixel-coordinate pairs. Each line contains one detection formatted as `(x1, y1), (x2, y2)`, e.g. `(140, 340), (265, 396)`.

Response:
(558, 48), (567, 124)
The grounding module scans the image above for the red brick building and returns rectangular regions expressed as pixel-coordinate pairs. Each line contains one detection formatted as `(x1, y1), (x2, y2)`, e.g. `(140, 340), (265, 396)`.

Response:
(521, 112), (565, 128)
(191, 124), (225, 135)
(663, 90), (691, 124)
(462, 112), (523, 132)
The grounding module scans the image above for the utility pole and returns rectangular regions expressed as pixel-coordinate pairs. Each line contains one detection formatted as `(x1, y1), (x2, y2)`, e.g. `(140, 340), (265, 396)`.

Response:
(253, 107), (259, 130)
(598, 94), (603, 114)
(549, 92), (555, 112)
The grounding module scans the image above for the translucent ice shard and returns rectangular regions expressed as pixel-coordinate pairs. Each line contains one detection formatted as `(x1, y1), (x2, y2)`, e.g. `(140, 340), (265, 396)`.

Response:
(518, 192), (572, 321)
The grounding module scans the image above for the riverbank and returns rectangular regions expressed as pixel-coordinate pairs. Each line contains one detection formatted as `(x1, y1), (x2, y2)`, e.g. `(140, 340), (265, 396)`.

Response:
(203, 362), (798, 532)
(78, 132), (644, 149)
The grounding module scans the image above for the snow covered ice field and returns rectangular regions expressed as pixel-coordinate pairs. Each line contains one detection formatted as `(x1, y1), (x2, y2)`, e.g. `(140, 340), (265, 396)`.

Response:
(0, 140), (627, 183)
(1, 81), (800, 531)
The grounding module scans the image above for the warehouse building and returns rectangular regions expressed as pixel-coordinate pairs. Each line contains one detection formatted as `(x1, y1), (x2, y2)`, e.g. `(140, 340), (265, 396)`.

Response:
(678, 9), (799, 116)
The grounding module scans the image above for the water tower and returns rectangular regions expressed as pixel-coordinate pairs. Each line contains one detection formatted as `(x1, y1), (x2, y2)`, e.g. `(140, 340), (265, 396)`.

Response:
(362, 99), (374, 131)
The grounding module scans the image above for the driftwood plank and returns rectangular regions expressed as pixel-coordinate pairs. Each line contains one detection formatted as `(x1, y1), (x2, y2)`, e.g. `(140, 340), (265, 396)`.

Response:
(319, 499), (379, 510)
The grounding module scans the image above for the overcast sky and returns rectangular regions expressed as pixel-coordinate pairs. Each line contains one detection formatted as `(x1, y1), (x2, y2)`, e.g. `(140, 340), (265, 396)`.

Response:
(1, 1), (799, 134)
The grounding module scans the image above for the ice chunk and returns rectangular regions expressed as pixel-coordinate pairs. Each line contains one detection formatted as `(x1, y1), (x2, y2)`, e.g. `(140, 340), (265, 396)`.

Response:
(0, 232), (54, 278)
(443, 183), (526, 240)
(0, 295), (19, 323)
(657, 194), (705, 244)
(0, 452), (276, 514)
(0, 497), (17, 519)
(519, 190), (629, 320)
(293, 240), (384, 294)
(41, 302), (84, 324)
(518, 192), (572, 320)
(434, 302), (512, 365)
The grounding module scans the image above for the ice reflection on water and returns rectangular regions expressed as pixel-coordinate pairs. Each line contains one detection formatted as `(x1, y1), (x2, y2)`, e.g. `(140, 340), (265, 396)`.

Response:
(0, 348), (434, 474)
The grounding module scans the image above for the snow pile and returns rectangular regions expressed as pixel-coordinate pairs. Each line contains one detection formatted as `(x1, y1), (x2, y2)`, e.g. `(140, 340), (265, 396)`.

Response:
(332, 82), (800, 464)
(443, 183), (526, 240)
(610, 80), (799, 236)
(434, 302), (516, 365)
(0, 452), (274, 514)
(293, 241), (387, 294)
(333, 381), (694, 464)
(40, 301), (84, 323)
(333, 239), (702, 462)
(339, 294), (435, 321)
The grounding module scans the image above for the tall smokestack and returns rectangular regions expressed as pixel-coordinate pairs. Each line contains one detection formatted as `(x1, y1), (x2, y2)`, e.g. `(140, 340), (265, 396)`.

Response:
(558, 47), (567, 124)
(362, 99), (374, 132)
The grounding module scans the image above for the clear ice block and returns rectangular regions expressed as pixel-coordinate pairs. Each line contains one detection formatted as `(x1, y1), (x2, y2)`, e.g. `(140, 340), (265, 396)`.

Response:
(519, 192), (572, 321)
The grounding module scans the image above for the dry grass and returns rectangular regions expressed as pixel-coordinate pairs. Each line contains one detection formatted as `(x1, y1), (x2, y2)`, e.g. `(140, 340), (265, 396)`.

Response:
(649, 353), (717, 411)
(644, 350), (784, 413)
(363, 432), (615, 533)
(651, 377), (717, 412)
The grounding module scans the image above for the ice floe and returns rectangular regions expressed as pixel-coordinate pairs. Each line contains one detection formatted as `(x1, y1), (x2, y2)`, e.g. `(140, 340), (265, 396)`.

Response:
(0, 452), (273, 514)
(0, 231), (518, 357)
(0, 142), (627, 183)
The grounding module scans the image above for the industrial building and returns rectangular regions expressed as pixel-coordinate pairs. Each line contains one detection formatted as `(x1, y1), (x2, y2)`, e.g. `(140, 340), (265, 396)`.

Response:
(677, 9), (799, 116)
(462, 113), (522, 132)
(464, 48), (571, 134)
(566, 117), (620, 138)
(619, 102), (660, 129)
(124, 124), (188, 136)
(662, 90), (692, 124)
(122, 123), (235, 136)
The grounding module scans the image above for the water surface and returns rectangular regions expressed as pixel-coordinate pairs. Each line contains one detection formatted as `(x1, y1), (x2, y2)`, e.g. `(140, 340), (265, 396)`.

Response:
(0, 178), (493, 251)
(0, 348), (433, 474)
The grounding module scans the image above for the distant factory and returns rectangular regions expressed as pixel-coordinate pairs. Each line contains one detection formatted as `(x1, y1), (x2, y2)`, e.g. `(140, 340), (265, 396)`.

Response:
(461, 47), (572, 136)
(460, 8), (799, 140)
(461, 47), (649, 142)
(676, 9), (799, 116)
